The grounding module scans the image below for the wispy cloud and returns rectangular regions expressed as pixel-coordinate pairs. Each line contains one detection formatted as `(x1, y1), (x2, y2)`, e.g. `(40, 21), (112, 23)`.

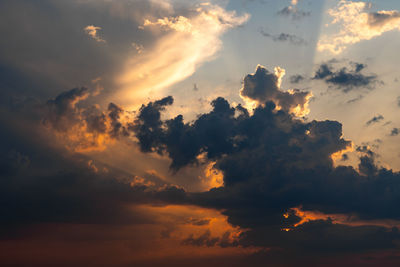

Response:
(116, 3), (249, 107)
(318, 0), (400, 54)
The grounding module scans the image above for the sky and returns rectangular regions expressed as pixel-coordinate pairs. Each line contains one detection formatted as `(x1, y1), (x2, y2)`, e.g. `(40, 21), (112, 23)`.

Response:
(2, 0), (400, 266)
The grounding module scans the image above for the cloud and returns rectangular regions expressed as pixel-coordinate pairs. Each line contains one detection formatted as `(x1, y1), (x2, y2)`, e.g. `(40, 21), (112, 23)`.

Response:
(313, 61), (379, 92)
(42, 87), (131, 152)
(5, 59), (400, 264)
(259, 29), (307, 45)
(289, 74), (305, 84)
(130, 66), (400, 259)
(116, 3), (249, 106)
(277, 0), (310, 20)
(84, 25), (106, 43)
(240, 65), (312, 117)
(365, 114), (384, 126)
(390, 128), (399, 136)
(318, 0), (400, 54)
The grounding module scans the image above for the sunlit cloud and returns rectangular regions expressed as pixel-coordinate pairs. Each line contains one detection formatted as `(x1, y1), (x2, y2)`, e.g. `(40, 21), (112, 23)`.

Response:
(240, 65), (312, 117)
(318, 0), (400, 54)
(116, 3), (249, 107)
(84, 25), (106, 43)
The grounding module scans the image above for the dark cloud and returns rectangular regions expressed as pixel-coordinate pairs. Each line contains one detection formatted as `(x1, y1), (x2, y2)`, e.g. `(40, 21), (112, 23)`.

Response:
(390, 128), (399, 136)
(3, 61), (400, 265)
(366, 115), (384, 126)
(277, 6), (310, 20)
(182, 229), (238, 248)
(259, 29), (307, 45)
(289, 74), (305, 84)
(43, 87), (90, 131)
(240, 65), (311, 116)
(133, 83), (400, 259)
(313, 61), (379, 92)
(368, 11), (400, 28)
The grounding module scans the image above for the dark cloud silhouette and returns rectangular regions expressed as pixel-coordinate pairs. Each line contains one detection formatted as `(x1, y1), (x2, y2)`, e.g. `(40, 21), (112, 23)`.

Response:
(289, 74), (305, 84)
(366, 115), (384, 126)
(277, 6), (310, 20)
(313, 62), (379, 92)
(259, 29), (307, 45)
(240, 65), (312, 116)
(390, 128), (399, 136)
(133, 81), (400, 258)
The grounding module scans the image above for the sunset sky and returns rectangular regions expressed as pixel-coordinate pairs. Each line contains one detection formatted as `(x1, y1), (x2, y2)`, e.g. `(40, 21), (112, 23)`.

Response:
(2, 0), (400, 266)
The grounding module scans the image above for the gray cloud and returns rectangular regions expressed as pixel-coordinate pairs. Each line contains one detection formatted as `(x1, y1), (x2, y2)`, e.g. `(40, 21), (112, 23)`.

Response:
(259, 29), (307, 45)
(277, 6), (310, 20)
(366, 115), (384, 126)
(313, 61), (379, 92)
(240, 65), (311, 116)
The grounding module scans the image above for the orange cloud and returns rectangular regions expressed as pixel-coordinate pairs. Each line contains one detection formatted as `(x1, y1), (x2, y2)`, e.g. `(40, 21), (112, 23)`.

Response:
(116, 3), (249, 108)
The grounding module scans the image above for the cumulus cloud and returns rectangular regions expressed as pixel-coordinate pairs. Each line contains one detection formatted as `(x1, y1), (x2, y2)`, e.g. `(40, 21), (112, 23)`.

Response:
(6, 61), (400, 264)
(259, 29), (307, 45)
(318, 0), (400, 54)
(240, 65), (312, 117)
(313, 61), (379, 92)
(116, 3), (249, 106)
(84, 25), (106, 43)
(42, 88), (131, 152)
(132, 89), (400, 259)
(128, 65), (400, 260)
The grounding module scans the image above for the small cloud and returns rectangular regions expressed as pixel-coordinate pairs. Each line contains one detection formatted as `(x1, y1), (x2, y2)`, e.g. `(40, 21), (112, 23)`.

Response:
(277, 1), (310, 20)
(390, 128), (399, 136)
(289, 74), (305, 84)
(365, 115), (384, 126)
(131, 42), (144, 54)
(259, 29), (307, 45)
(313, 61), (379, 92)
(84, 25), (106, 43)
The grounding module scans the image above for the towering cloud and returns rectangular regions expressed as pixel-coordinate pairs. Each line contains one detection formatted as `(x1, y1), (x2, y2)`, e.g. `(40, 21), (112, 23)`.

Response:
(129, 66), (400, 262)
(240, 65), (312, 117)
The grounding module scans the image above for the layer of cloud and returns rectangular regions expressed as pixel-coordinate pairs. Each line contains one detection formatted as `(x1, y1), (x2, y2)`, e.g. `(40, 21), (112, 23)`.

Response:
(318, 0), (400, 54)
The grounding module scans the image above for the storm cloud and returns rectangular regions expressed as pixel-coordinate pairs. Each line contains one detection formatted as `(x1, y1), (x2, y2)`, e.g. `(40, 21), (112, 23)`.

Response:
(131, 67), (400, 259)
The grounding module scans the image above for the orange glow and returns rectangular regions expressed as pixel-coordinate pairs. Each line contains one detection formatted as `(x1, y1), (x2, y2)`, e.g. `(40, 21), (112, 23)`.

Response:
(330, 141), (354, 165)
(201, 161), (224, 190)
